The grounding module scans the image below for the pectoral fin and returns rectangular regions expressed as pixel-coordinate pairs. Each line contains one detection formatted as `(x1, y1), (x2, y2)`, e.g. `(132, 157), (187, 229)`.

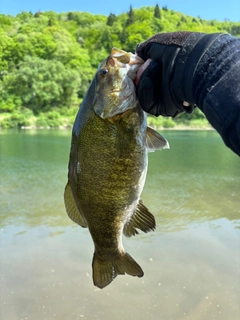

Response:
(123, 200), (156, 237)
(146, 126), (169, 151)
(64, 182), (87, 228)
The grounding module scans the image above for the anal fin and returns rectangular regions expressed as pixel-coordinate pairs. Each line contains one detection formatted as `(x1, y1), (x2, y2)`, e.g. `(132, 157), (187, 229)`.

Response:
(123, 200), (156, 237)
(146, 126), (169, 151)
(64, 182), (87, 228)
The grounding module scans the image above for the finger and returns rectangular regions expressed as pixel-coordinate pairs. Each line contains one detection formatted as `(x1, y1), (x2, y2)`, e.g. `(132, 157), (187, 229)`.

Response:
(135, 59), (152, 85)
(136, 60), (162, 116)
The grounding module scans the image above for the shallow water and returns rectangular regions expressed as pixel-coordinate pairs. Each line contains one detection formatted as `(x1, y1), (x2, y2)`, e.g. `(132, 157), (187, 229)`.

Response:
(0, 129), (239, 320)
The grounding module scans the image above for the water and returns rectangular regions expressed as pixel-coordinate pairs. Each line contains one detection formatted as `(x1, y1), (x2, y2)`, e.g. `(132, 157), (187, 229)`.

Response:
(0, 129), (239, 320)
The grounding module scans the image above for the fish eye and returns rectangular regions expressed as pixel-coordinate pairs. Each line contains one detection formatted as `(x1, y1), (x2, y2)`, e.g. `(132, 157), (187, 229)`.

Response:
(100, 68), (108, 76)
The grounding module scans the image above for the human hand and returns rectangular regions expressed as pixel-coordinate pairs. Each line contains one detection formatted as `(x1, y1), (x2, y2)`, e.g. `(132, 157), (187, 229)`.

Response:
(135, 32), (222, 117)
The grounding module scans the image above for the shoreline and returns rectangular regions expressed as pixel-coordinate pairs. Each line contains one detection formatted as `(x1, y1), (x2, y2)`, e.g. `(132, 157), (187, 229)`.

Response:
(13, 124), (213, 131)
(144, 125), (213, 131)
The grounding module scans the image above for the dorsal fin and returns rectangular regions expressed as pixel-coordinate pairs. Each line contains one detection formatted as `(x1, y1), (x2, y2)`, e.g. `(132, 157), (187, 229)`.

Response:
(123, 200), (156, 237)
(146, 126), (169, 152)
(64, 182), (88, 228)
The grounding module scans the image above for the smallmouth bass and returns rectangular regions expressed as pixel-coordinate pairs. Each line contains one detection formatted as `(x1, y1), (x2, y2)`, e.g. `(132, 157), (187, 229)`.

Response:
(64, 48), (169, 289)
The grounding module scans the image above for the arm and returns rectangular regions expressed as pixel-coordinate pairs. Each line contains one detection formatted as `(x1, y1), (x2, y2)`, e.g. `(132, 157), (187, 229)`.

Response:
(136, 32), (240, 156)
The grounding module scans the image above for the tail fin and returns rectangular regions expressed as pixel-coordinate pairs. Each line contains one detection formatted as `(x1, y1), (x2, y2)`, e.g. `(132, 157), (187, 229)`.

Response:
(92, 252), (143, 289)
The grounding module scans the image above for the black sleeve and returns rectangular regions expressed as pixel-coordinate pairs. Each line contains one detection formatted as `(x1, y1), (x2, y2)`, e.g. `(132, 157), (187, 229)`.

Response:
(192, 35), (240, 156)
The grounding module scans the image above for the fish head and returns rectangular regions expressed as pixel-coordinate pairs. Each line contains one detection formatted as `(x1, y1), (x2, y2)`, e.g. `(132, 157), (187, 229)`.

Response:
(93, 48), (144, 119)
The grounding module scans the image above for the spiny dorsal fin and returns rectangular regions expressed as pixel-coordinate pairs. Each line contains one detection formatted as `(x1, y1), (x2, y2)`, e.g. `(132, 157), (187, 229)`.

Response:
(64, 182), (88, 228)
(146, 126), (169, 152)
(123, 200), (156, 237)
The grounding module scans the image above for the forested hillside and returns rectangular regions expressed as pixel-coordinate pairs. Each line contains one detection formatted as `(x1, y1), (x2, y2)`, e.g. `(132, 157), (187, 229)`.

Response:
(0, 5), (240, 128)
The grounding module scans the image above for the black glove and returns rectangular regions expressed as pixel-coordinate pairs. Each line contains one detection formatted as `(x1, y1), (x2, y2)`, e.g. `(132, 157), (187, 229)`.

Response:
(136, 32), (224, 117)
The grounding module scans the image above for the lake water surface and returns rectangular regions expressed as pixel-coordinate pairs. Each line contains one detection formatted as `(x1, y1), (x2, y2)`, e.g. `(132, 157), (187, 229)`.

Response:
(0, 129), (239, 320)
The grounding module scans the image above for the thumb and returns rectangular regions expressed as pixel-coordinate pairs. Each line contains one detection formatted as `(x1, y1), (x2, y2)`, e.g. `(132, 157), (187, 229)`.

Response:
(135, 59), (152, 85)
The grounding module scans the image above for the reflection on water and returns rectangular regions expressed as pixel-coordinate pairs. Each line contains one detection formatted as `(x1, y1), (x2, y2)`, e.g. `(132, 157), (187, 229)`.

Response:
(0, 129), (239, 320)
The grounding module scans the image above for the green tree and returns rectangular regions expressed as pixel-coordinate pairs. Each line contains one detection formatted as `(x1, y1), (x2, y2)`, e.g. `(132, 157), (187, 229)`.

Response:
(3, 30), (58, 67)
(6, 56), (80, 113)
(230, 25), (240, 35)
(0, 32), (12, 70)
(0, 14), (13, 31)
(120, 27), (128, 45)
(100, 28), (113, 52)
(52, 29), (90, 68)
(154, 4), (161, 19)
(34, 11), (42, 18)
(107, 13), (117, 26)
(67, 12), (74, 21)
(16, 11), (33, 23)
(126, 5), (135, 26)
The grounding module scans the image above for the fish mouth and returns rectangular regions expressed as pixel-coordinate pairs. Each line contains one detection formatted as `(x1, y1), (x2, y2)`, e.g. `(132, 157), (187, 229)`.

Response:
(110, 47), (144, 80)
(111, 47), (143, 65)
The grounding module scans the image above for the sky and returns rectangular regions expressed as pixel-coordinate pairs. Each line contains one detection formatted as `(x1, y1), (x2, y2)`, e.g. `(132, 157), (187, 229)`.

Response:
(0, 0), (240, 22)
